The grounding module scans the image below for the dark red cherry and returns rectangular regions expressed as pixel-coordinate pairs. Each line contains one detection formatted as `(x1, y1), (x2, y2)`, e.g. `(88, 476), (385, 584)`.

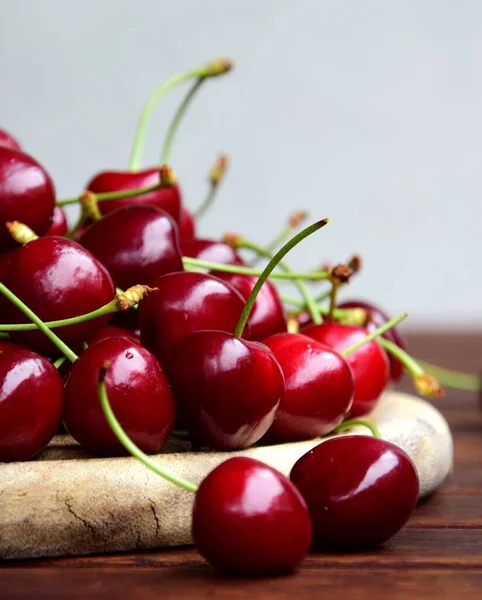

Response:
(0, 248), (18, 281)
(182, 238), (245, 266)
(166, 331), (283, 450)
(303, 322), (389, 417)
(179, 207), (195, 241)
(212, 272), (287, 340)
(45, 206), (68, 237)
(63, 337), (175, 456)
(193, 457), (312, 575)
(0, 348), (63, 461)
(0, 147), (56, 251)
(79, 205), (183, 289)
(262, 333), (354, 442)
(0, 128), (21, 151)
(0, 339), (25, 352)
(290, 436), (419, 548)
(86, 169), (181, 223)
(0, 237), (115, 355)
(85, 324), (140, 346)
(138, 271), (250, 367)
(338, 299), (406, 381)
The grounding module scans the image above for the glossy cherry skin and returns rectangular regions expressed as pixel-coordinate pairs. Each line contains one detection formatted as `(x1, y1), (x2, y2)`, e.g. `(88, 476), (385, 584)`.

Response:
(193, 457), (312, 575)
(338, 299), (406, 381)
(63, 337), (175, 456)
(0, 248), (18, 281)
(0, 237), (115, 356)
(86, 168), (181, 223)
(262, 333), (354, 442)
(85, 324), (141, 346)
(213, 272), (287, 341)
(0, 147), (56, 251)
(0, 128), (21, 151)
(181, 238), (245, 266)
(290, 436), (419, 548)
(166, 331), (284, 450)
(79, 205), (183, 289)
(0, 348), (63, 461)
(139, 271), (250, 367)
(45, 206), (68, 237)
(303, 322), (390, 417)
(179, 207), (195, 241)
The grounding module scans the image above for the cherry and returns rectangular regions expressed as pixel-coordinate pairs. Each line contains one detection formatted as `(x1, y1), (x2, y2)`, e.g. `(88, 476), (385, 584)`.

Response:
(338, 299), (406, 381)
(138, 271), (250, 367)
(213, 272), (287, 340)
(86, 324), (140, 346)
(178, 207), (196, 241)
(0, 147), (55, 251)
(45, 206), (68, 237)
(303, 322), (390, 417)
(193, 457), (312, 575)
(79, 204), (183, 288)
(0, 128), (21, 151)
(63, 336), (175, 456)
(0, 347), (63, 461)
(0, 236), (115, 355)
(290, 435), (419, 548)
(0, 249), (17, 281)
(182, 238), (245, 266)
(261, 332), (354, 441)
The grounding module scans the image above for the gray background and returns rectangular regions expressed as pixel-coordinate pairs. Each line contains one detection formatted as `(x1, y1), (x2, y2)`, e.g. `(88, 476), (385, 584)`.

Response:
(0, 0), (480, 325)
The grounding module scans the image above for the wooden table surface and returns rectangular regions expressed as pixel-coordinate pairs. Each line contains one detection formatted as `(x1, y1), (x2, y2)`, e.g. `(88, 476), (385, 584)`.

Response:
(1, 331), (481, 599)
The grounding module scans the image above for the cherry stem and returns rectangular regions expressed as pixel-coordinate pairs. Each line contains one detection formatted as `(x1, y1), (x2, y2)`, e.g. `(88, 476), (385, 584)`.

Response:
(182, 257), (330, 282)
(233, 238), (321, 325)
(161, 78), (205, 165)
(53, 356), (67, 369)
(98, 373), (198, 493)
(251, 211), (308, 267)
(0, 332), (9, 340)
(416, 360), (481, 392)
(194, 154), (229, 221)
(341, 312), (408, 357)
(327, 279), (340, 321)
(378, 338), (444, 399)
(333, 419), (382, 439)
(65, 213), (86, 239)
(129, 58), (233, 171)
(0, 283), (79, 363)
(57, 181), (163, 207)
(233, 219), (329, 338)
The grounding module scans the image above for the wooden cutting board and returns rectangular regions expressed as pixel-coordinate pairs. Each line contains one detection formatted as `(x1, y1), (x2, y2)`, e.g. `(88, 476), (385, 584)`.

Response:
(0, 390), (453, 560)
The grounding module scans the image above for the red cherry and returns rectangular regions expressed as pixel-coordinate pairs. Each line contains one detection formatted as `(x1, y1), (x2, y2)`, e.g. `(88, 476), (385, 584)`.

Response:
(338, 299), (406, 381)
(0, 237), (115, 355)
(86, 169), (181, 223)
(138, 271), (250, 367)
(0, 348), (63, 461)
(86, 324), (140, 346)
(193, 457), (312, 575)
(166, 330), (283, 450)
(262, 332), (354, 441)
(290, 436), (419, 548)
(213, 272), (287, 340)
(303, 322), (389, 417)
(63, 337), (175, 456)
(45, 206), (68, 237)
(0, 128), (22, 151)
(0, 339), (25, 352)
(79, 205), (183, 289)
(0, 248), (18, 281)
(179, 207), (196, 241)
(0, 147), (56, 251)
(181, 238), (245, 266)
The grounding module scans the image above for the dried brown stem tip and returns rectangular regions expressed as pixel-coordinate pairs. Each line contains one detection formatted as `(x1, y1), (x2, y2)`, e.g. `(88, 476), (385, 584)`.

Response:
(80, 191), (102, 222)
(222, 232), (243, 248)
(347, 254), (362, 274)
(6, 221), (38, 245)
(205, 58), (235, 77)
(209, 154), (229, 186)
(159, 165), (177, 188)
(115, 285), (158, 311)
(414, 373), (445, 399)
(289, 210), (308, 229)
(330, 264), (352, 285)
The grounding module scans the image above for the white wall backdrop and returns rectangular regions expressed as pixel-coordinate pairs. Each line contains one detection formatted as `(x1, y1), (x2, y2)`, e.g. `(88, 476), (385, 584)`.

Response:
(0, 0), (480, 325)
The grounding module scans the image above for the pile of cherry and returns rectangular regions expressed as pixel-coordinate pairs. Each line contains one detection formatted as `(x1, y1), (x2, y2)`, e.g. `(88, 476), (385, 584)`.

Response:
(0, 58), (470, 576)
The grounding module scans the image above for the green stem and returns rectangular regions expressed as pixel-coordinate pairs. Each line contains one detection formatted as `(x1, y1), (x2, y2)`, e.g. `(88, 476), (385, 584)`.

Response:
(65, 213), (87, 239)
(0, 332), (10, 340)
(0, 283), (79, 363)
(333, 419), (382, 439)
(53, 356), (67, 369)
(161, 78), (205, 165)
(98, 376), (197, 493)
(341, 313), (408, 357)
(57, 182), (162, 207)
(194, 184), (217, 221)
(233, 219), (329, 337)
(416, 360), (481, 392)
(182, 257), (330, 282)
